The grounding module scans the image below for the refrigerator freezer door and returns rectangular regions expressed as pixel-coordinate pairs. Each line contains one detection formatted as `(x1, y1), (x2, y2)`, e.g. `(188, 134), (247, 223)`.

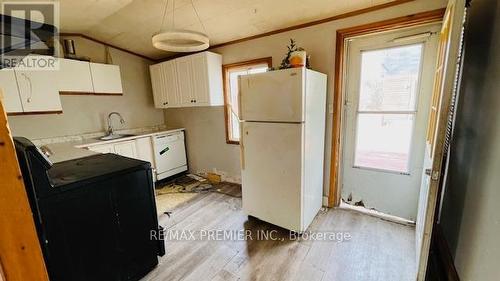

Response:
(240, 121), (304, 231)
(239, 68), (305, 122)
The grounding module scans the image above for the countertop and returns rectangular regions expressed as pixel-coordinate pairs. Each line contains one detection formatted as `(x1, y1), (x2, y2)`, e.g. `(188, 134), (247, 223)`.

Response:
(42, 128), (185, 163)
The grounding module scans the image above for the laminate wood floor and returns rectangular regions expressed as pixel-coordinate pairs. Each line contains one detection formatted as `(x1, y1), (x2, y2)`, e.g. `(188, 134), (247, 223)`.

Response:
(142, 191), (415, 281)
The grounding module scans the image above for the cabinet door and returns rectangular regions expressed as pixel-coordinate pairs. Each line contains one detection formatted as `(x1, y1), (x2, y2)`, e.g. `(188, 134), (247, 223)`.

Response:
(88, 144), (115, 154)
(135, 137), (155, 167)
(15, 69), (62, 112)
(0, 68), (23, 113)
(191, 53), (209, 104)
(150, 64), (167, 108)
(163, 61), (179, 107)
(58, 59), (93, 93)
(175, 57), (194, 106)
(90, 63), (123, 94)
(114, 141), (137, 158)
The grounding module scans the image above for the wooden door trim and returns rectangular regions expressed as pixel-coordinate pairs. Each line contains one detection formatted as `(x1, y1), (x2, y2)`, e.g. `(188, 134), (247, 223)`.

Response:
(0, 98), (50, 281)
(222, 57), (272, 145)
(328, 8), (446, 208)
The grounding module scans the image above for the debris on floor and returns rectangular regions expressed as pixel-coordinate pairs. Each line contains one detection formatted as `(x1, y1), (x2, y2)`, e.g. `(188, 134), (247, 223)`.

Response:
(154, 174), (242, 216)
(206, 172), (222, 184)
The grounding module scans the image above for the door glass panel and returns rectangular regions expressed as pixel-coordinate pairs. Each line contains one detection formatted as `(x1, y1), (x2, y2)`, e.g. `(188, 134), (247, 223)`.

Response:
(354, 114), (414, 173)
(359, 44), (423, 111)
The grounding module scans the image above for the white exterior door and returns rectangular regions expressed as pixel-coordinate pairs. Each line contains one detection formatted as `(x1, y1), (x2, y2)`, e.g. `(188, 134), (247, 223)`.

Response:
(240, 121), (303, 231)
(341, 25), (440, 221)
(238, 68), (305, 122)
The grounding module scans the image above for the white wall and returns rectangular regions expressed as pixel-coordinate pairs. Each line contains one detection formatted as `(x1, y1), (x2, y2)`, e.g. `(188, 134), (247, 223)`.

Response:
(165, 0), (447, 193)
(7, 36), (165, 139)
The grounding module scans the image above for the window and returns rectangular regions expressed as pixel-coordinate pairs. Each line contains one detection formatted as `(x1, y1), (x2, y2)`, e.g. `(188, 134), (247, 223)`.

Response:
(223, 57), (272, 144)
(353, 44), (423, 173)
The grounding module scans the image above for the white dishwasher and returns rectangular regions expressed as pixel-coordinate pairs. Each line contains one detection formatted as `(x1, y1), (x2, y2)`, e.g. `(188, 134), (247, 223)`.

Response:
(153, 131), (187, 181)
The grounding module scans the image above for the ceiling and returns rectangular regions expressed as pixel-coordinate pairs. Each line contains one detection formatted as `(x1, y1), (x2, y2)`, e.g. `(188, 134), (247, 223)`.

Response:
(56, 0), (396, 60)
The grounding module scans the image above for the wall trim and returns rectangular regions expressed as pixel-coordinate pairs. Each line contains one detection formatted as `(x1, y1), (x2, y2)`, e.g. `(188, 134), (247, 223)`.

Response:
(222, 57), (272, 145)
(210, 0), (416, 49)
(152, 0), (419, 63)
(328, 8), (446, 208)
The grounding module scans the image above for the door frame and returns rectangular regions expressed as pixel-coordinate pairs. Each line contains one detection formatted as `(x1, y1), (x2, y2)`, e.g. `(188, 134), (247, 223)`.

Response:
(328, 4), (467, 280)
(328, 8), (446, 207)
(0, 96), (50, 280)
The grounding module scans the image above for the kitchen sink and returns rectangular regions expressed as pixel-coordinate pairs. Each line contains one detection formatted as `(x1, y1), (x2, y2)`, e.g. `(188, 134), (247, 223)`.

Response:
(97, 134), (135, 141)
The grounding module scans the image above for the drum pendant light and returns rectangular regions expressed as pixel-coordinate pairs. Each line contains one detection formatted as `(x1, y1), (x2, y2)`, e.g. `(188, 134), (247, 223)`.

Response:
(152, 0), (209, 53)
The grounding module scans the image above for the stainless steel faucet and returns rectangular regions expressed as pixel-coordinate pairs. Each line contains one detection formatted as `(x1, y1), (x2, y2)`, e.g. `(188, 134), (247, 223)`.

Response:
(107, 112), (125, 136)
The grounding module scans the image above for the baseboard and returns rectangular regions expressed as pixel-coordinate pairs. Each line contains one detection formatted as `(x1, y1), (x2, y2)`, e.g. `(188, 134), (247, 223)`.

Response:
(433, 224), (460, 281)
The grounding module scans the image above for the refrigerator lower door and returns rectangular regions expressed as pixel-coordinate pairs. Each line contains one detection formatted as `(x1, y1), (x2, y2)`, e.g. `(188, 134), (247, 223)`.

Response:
(238, 68), (305, 123)
(240, 121), (304, 232)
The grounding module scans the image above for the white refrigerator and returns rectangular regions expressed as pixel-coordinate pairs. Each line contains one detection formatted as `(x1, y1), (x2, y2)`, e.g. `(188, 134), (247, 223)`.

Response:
(238, 67), (327, 232)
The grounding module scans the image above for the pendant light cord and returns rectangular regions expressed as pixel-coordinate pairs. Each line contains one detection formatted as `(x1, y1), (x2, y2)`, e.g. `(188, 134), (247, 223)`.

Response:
(158, 0), (169, 33)
(190, 0), (207, 34)
(159, 0), (206, 34)
(172, 0), (176, 29)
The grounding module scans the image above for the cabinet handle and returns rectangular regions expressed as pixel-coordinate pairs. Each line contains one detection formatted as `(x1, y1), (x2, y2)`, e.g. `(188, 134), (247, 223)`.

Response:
(194, 99), (197, 103)
(21, 73), (33, 103)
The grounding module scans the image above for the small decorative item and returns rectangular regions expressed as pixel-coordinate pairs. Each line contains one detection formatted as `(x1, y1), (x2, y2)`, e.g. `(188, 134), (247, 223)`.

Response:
(289, 50), (306, 68)
(275, 39), (310, 70)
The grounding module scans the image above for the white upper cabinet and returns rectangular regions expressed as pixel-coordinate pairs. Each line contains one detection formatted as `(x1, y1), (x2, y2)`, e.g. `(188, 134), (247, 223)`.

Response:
(58, 59), (93, 93)
(150, 51), (223, 108)
(90, 63), (123, 94)
(150, 63), (166, 107)
(175, 56), (195, 106)
(15, 68), (62, 113)
(191, 53), (210, 104)
(150, 60), (178, 108)
(0, 68), (23, 113)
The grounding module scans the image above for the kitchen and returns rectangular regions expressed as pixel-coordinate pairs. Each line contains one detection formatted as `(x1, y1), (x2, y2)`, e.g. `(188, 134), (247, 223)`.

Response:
(1, 0), (488, 281)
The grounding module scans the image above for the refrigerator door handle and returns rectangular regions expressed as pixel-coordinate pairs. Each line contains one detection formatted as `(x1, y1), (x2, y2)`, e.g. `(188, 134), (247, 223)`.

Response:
(240, 123), (245, 170)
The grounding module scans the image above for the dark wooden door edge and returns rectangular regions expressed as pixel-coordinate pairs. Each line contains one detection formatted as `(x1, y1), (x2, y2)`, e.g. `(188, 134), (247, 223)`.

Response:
(328, 8), (446, 208)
